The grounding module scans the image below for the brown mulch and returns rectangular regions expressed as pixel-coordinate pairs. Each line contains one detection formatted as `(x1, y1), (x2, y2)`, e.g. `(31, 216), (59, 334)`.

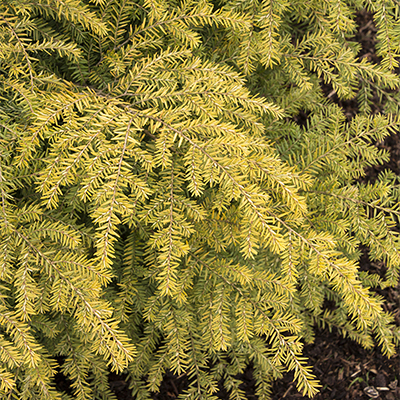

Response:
(270, 330), (400, 400)
(103, 9), (400, 400)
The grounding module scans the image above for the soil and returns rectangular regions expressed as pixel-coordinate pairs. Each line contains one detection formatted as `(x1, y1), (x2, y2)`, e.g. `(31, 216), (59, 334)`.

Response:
(106, 9), (400, 400)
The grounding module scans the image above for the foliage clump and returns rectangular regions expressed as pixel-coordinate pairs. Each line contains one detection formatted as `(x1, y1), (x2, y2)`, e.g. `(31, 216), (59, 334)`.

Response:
(1, 0), (400, 398)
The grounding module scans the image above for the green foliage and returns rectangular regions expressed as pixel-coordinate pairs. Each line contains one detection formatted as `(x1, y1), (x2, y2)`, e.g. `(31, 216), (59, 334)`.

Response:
(1, 0), (400, 398)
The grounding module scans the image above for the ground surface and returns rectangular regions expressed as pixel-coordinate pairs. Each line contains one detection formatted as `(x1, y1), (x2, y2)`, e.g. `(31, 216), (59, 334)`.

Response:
(106, 9), (400, 400)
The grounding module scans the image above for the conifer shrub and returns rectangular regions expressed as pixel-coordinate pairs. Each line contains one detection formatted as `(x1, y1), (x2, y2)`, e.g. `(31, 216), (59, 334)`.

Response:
(2, 0), (400, 398)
